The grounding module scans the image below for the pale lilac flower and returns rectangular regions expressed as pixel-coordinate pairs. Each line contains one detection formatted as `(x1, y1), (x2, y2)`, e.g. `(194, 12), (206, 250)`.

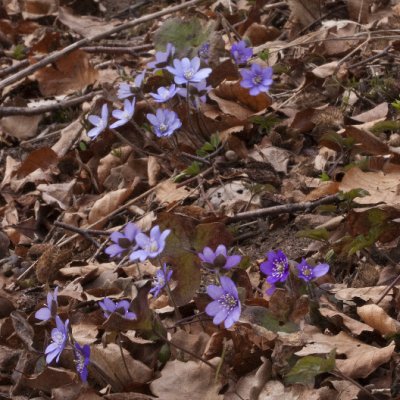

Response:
(149, 84), (178, 103)
(45, 316), (69, 364)
(297, 259), (329, 282)
(198, 42), (210, 61)
(150, 263), (173, 298)
(117, 82), (134, 100)
(177, 80), (211, 103)
(147, 43), (175, 70)
(35, 287), (58, 322)
(198, 245), (241, 270)
(109, 98), (136, 129)
(134, 69), (146, 88)
(240, 63), (273, 96)
(231, 40), (253, 65)
(166, 57), (212, 85)
(87, 104), (108, 139)
(129, 225), (171, 262)
(105, 222), (141, 258)
(146, 108), (182, 138)
(74, 343), (90, 382)
(260, 250), (289, 284)
(205, 276), (241, 329)
(99, 298), (136, 320)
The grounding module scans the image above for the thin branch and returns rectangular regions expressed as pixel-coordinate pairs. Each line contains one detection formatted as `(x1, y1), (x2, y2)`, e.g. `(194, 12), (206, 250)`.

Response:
(53, 221), (101, 248)
(81, 45), (152, 55)
(0, 0), (208, 90)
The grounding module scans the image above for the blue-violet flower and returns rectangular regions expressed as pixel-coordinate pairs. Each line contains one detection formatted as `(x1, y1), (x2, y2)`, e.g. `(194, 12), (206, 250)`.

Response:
(166, 57), (212, 85)
(240, 63), (273, 96)
(198, 245), (241, 270)
(45, 316), (69, 364)
(198, 42), (210, 61)
(35, 286), (58, 321)
(99, 298), (137, 320)
(146, 108), (182, 138)
(105, 222), (141, 258)
(150, 263), (173, 298)
(149, 84), (178, 103)
(260, 250), (289, 284)
(205, 276), (241, 329)
(74, 343), (90, 382)
(177, 80), (211, 104)
(109, 98), (136, 129)
(147, 43), (175, 71)
(129, 225), (171, 262)
(87, 104), (108, 139)
(117, 82), (134, 100)
(231, 40), (253, 65)
(297, 259), (329, 282)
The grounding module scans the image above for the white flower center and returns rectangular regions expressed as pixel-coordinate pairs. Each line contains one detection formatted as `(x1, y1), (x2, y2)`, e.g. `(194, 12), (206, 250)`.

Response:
(147, 239), (159, 253)
(159, 123), (168, 132)
(54, 332), (65, 345)
(75, 353), (84, 372)
(218, 293), (237, 311)
(184, 69), (195, 80)
(272, 260), (286, 277)
(302, 267), (312, 276)
(253, 75), (263, 85)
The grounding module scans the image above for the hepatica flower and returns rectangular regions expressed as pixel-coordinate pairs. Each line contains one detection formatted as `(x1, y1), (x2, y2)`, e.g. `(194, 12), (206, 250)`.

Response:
(99, 298), (136, 320)
(35, 286), (58, 321)
(74, 343), (90, 382)
(87, 103), (108, 139)
(261, 250), (289, 285)
(45, 316), (69, 364)
(117, 82), (134, 100)
(198, 245), (241, 270)
(297, 259), (329, 282)
(150, 84), (178, 103)
(166, 56), (212, 85)
(129, 225), (171, 262)
(147, 43), (175, 70)
(109, 98), (136, 129)
(231, 40), (253, 65)
(147, 108), (182, 138)
(240, 63), (273, 96)
(206, 276), (241, 329)
(178, 80), (211, 103)
(198, 42), (210, 61)
(105, 222), (140, 258)
(150, 263), (173, 298)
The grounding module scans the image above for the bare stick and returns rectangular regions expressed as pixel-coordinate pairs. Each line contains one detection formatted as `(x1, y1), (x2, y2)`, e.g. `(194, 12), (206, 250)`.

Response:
(0, 0), (208, 90)
(81, 45), (152, 55)
(53, 221), (101, 248)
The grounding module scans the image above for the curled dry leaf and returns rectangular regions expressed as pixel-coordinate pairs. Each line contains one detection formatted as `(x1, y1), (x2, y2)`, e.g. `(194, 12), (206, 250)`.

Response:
(342, 126), (389, 155)
(357, 304), (400, 335)
(37, 180), (76, 210)
(1, 114), (42, 139)
(154, 180), (191, 206)
(150, 358), (223, 400)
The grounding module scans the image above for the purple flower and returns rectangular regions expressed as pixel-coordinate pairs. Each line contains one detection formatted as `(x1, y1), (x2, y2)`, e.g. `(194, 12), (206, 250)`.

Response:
(205, 276), (241, 329)
(146, 108), (182, 138)
(240, 63), (273, 96)
(166, 57), (212, 85)
(74, 343), (90, 382)
(150, 263), (173, 298)
(231, 40), (253, 65)
(105, 222), (141, 258)
(198, 42), (210, 61)
(150, 85), (178, 103)
(297, 259), (330, 282)
(35, 287), (58, 321)
(117, 82), (134, 100)
(134, 69), (146, 88)
(129, 225), (171, 262)
(177, 80), (211, 103)
(45, 316), (69, 364)
(198, 245), (241, 270)
(87, 104), (108, 139)
(260, 250), (289, 284)
(147, 43), (175, 71)
(98, 298), (137, 320)
(109, 98), (136, 129)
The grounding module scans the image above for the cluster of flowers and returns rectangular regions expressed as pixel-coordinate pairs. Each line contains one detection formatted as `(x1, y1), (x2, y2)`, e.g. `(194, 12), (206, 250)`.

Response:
(87, 39), (273, 140)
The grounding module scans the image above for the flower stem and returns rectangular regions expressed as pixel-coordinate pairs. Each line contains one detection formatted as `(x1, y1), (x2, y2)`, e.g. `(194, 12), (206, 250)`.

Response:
(118, 333), (134, 383)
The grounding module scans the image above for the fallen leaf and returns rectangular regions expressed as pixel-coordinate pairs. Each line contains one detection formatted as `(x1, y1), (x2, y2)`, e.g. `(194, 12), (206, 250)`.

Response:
(357, 304), (400, 335)
(16, 147), (58, 178)
(25, 367), (76, 391)
(154, 180), (191, 206)
(1, 114), (42, 139)
(347, 0), (371, 23)
(37, 180), (76, 210)
(342, 126), (389, 155)
(352, 102), (388, 123)
(21, 0), (58, 19)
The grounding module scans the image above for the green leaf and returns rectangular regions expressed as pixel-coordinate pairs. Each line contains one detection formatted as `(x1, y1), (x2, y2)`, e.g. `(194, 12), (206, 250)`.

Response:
(258, 49), (270, 61)
(172, 161), (202, 182)
(319, 172), (330, 181)
(210, 133), (220, 148)
(284, 350), (336, 386)
(249, 115), (280, 133)
(296, 228), (329, 242)
(338, 188), (370, 202)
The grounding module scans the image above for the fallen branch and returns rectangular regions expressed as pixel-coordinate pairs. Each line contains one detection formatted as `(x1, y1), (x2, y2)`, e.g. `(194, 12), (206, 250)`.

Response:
(81, 44), (152, 55)
(0, 0), (207, 90)
(227, 194), (341, 223)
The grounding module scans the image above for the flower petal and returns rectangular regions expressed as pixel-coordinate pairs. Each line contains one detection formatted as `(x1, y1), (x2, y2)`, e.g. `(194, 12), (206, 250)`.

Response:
(206, 284), (224, 299)
(312, 263), (330, 278)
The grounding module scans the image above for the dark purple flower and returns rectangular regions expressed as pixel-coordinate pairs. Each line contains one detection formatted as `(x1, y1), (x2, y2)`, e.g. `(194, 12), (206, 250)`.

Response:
(98, 298), (137, 320)
(166, 57), (212, 85)
(117, 82), (134, 100)
(260, 250), (289, 284)
(35, 287), (58, 321)
(150, 263), (173, 298)
(110, 98), (136, 129)
(74, 343), (90, 382)
(146, 108), (182, 138)
(129, 225), (171, 262)
(147, 43), (175, 71)
(105, 222), (141, 258)
(45, 316), (69, 364)
(87, 104), (108, 139)
(231, 40), (253, 65)
(150, 84), (178, 103)
(297, 259), (329, 282)
(205, 276), (241, 329)
(240, 63), (273, 96)
(198, 245), (241, 270)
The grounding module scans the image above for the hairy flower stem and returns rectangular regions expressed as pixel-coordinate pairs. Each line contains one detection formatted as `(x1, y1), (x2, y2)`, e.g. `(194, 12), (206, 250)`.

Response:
(185, 85), (203, 147)
(110, 128), (149, 157)
(118, 333), (134, 383)
(165, 281), (182, 319)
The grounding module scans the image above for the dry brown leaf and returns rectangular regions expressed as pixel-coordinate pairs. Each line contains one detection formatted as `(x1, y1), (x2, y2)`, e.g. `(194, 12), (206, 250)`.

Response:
(25, 367), (75, 391)
(287, 0), (321, 27)
(243, 23), (280, 46)
(312, 61), (339, 78)
(97, 147), (132, 186)
(323, 21), (358, 56)
(147, 156), (161, 187)
(155, 180), (191, 206)
(248, 146), (292, 174)
(37, 180), (76, 210)
(58, 7), (120, 38)
(16, 147), (58, 178)
(52, 119), (84, 157)
(150, 358), (223, 400)
(34, 50), (98, 96)
(352, 102), (388, 123)
(0, 156), (19, 189)
(347, 0), (371, 24)
(21, 0), (58, 19)
(342, 126), (389, 155)
(357, 304), (400, 335)
(1, 114), (42, 139)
